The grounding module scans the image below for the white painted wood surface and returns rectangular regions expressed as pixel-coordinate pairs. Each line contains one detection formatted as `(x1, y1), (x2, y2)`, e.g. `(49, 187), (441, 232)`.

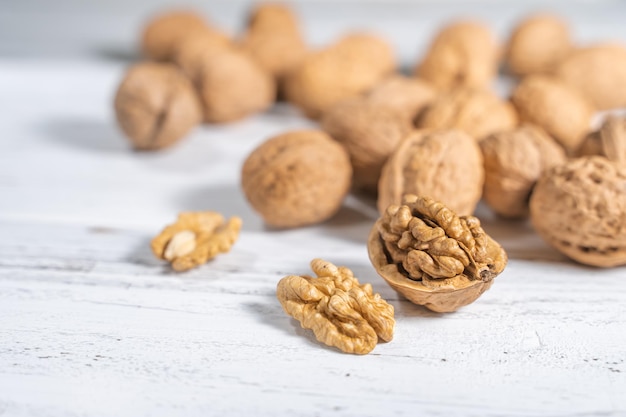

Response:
(1, 2), (626, 416)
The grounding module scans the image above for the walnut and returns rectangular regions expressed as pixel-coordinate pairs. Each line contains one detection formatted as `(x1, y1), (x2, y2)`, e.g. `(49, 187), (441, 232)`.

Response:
(416, 88), (518, 142)
(276, 259), (395, 354)
(505, 14), (571, 77)
(366, 75), (436, 123)
(241, 130), (352, 228)
(578, 116), (626, 164)
(151, 211), (242, 271)
(553, 44), (626, 110)
(415, 20), (498, 90)
(368, 195), (507, 313)
(284, 32), (395, 119)
(239, 3), (307, 82)
(140, 11), (209, 61)
(377, 129), (484, 217)
(321, 98), (412, 193)
(530, 156), (626, 267)
(172, 29), (232, 81)
(481, 125), (566, 218)
(114, 62), (202, 150)
(511, 75), (594, 155)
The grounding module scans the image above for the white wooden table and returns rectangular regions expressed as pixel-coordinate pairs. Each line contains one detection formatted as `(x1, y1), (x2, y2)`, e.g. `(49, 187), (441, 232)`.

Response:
(1, 1), (626, 416)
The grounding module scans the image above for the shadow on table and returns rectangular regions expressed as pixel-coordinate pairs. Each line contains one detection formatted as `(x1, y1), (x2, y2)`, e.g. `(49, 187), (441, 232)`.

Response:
(40, 118), (128, 153)
(91, 45), (140, 62)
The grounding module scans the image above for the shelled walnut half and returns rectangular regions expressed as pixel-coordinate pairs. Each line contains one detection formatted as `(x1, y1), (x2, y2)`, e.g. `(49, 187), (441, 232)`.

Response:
(276, 259), (395, 354)
(368, 195), (508, 313)
(151, 211), (242, 271)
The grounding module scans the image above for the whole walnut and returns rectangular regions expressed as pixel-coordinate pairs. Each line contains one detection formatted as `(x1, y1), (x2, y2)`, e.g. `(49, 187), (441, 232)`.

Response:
(366, 75), (436, 123)
(505, 14), (571, 77)
(114, 62), (202, 150)
(284, 32), (396, 119)
(481, 125), (566, 218)
(239, 3), (307, 81)
(530, 156), (626, 267)
(172, 29), (232, 81)
(321, 98), (412, 193)
(241, 130), (352, 228)
(377, 129), (484, 216)
(415, 21), (498, 90)
(578, 116), (626, 164)
(511, 75), (594, 154)
(553, 44), (626, 110)
(141, 11), (209, 61)
(416, 88), (518, 141)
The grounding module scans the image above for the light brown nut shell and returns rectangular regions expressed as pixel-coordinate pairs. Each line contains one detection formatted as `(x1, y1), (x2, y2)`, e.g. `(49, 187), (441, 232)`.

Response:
(377, 129), (484, 216)
(415, 20), (498, 90)
(553, 44), (626, 110)
(530, 156), (626, 267)
(578, 116), (626, 164)
(195, 48), (276, 123)
(368, 195), (507, 313)
(114, 62), (202, 150)
(141, 11), (208, 61)
(172, 29), (232, 81)
(241, 130), (352, 228)
(321, 98), (412, 193)
(511, 75), (594, 155)
(481, 125), (566, 218)
(284, 32), (396, 119)
(416, 88), (518, 141)
(505, 14), (571, 77)
(366, 75), (436, 122)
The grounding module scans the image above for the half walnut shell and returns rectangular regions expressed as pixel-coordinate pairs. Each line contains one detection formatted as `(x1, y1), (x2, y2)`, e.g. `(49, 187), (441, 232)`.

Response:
(367, 194), (508, 313)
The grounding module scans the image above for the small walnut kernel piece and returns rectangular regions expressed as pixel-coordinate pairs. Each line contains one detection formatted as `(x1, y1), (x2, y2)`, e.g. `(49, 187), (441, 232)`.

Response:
(578, 116), (626, 164)
(276, 259), (395, 355)
(141, 11), (208, 61)
(151, 212), (242, 271)
(530, 156), (626, 267)
(368, 195), (507, 313)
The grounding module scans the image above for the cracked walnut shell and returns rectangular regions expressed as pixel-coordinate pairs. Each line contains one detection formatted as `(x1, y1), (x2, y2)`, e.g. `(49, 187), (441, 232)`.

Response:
(530, 156), (626, 267)
(578, 116), (626, 164)
(114, 62), (202, 150)
(151, 211), (242, 271)
(276, 259), (395, 354)
(368, 195), (508, 312)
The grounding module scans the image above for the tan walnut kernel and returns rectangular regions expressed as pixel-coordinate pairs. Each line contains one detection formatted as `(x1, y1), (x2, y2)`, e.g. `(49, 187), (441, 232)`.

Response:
(151, 211), (242, 271)
(276, 259), (395, 355)
(368, 195), (508, 313)
(578, 116), (626, 165)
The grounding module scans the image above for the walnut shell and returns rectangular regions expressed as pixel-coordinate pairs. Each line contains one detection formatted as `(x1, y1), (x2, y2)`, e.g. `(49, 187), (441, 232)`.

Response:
(578, 116), (626, 164)
(141, 11), (208, 61)
(368, 195), (507, 313)
(511, 75), (594, 154)
(416, 88), (518, 141)
(114, 62), (202, 150)
(241, 130), (352, 228)
(377, 129), (484, 216)
(505, 14), (571, 77)
(172, 29), (232, 81)
(284, 32), (396, 119)
(481, 125), (566, 218)
(530, 156), (626, 267)
(366, 75), (436, 122)
(415, 21), (498, 90)
(553, 44), (626, 110)
(321, 98), (412, 193)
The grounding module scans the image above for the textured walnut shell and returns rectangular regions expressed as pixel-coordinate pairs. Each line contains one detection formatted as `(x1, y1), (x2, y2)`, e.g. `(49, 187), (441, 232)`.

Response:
(505, 14), (571, 77)
(141, 11), (208, 61)
(530, 156), (626, 267)
(553, 44), (626, 110)
(241, 130), (352, 228)
(368, 195), (507, 313)
(114, 62), (202, 150)
(377, 130), (484, 216)
(195, 48), (276, 123)
(415, 21), (498, 90)
(416, 88), (518, 141)
(511, 75), (594, 154)
(366, 75), (436, 122)
(481, 125), (566, 218)
(578, 116), (626, 164)
(172, 29), (232, 81)
(284, 32), (396, 119)
(321, 98), (412, 193)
